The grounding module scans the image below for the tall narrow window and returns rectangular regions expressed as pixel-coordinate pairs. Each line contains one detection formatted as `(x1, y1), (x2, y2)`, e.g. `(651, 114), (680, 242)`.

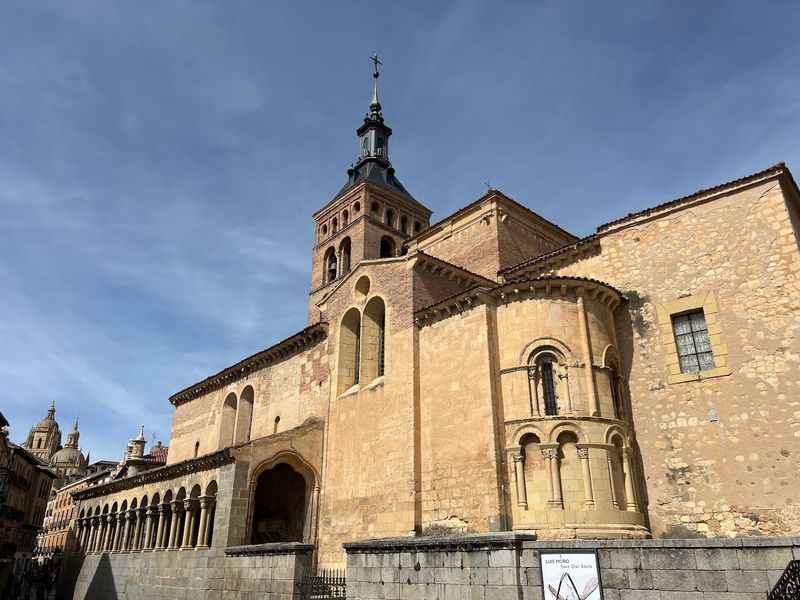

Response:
(541, 361), (558, 416)
(609, 367), (623, 419)
(339, 237), (351, 275)
(672, 310), (715, 373)
(377, 311), (386, 376)
(379, 236), (395, 258)
(353, 320), (361, 385)
(385, 209), (394, 228)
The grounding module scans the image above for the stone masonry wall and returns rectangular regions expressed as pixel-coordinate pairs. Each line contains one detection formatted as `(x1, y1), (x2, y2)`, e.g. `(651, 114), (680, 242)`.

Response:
(70, 544), (312, 600)
(345, 534), (800, 600)
(531, 176), (800, 539)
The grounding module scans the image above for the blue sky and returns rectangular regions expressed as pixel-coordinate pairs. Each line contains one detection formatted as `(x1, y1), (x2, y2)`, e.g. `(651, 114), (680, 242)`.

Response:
(2, 1), (799, 460)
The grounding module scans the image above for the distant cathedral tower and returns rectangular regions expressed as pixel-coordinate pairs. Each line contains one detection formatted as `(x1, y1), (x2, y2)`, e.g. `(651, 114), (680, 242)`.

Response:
(23, 401), (62, 462)
(50, 418), (87, 479)
(308, 56), (432, 318)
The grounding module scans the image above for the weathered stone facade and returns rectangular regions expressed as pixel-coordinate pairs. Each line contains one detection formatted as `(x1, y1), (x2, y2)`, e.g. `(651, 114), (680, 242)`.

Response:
(65, 70), (800, 598)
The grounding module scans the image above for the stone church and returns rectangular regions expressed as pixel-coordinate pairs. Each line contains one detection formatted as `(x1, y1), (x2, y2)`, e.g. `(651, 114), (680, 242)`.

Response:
(68, 63), (800, 597)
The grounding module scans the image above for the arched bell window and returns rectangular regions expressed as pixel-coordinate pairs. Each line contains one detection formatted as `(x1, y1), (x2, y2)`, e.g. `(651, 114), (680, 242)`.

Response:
(379, 236), (395, 258)
(339, 237), (351, 275)
(324, 247), (337, 283)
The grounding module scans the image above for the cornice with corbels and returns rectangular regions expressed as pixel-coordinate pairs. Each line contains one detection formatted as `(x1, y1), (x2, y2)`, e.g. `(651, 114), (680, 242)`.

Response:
(72, 448), (234, 501)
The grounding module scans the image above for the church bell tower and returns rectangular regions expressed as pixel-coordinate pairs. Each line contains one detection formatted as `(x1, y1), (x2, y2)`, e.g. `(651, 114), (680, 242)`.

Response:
(308, 56), (431, 317)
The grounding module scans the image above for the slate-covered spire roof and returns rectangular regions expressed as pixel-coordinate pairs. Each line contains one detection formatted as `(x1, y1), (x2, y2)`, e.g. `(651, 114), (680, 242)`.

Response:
(328, 56), (427, 212)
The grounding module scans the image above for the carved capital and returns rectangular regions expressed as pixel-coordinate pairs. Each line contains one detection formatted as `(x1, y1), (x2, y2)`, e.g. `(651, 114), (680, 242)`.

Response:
(183, 499), (194, 512)
(577, 448), (590, 460)
(540, 448), (558, 460)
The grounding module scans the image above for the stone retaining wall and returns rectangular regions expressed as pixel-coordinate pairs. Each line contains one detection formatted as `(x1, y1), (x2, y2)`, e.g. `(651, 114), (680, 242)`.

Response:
(344, 534), (800, 599)
(69, 542), (312, 600)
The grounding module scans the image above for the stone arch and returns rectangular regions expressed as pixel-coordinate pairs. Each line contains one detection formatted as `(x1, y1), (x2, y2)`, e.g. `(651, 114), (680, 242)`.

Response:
(219, 392), (237, 449)
(604, 424), (628, 447)
(512, 423), (546, 447)
(338, 307), (362, 393)
(354, 275), (371, 300)
(549, 422), (586, 444)
(130, 498), (138, 511)
(520, 337), (574, 366)
(361, 296), (387, 381)
(342, 209), (349, 226)
(234, 385), (254, 445)
(248, 452), (317, 545)
(526, 340), (574, 417)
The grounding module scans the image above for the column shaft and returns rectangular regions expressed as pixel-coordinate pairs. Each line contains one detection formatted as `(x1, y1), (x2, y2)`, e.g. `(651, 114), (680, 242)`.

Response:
(578, 447), (595, 507)
(577, 294), (599, 416)
(168, 504), (180, 549)
(512, 452), (527, 508)
(622, 449), (638, 511)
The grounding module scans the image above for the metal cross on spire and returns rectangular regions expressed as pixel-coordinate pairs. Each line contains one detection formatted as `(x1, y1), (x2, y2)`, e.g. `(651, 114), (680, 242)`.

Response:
(370, 53), (382, 78)
(369, 53), (383, 116)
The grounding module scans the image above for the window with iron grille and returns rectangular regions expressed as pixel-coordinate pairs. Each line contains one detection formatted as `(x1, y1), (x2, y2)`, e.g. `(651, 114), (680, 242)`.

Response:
(672, 310), (715, 373)
(541, 361), (558, 416)
(377, 312), (385, 377)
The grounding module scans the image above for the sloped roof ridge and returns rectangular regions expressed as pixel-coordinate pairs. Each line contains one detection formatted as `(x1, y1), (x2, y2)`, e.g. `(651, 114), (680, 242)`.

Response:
(597, 162), (788, 232)
(500, 274), (624, 298)
(414, 251), (497, 285)
(169, 321), (328, 406)
(500, 162), (794, 276)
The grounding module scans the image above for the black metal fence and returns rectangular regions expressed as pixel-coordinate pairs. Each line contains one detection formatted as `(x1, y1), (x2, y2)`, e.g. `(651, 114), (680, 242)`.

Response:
(298, 569), (346, 600)
(769, 560), (800, 600)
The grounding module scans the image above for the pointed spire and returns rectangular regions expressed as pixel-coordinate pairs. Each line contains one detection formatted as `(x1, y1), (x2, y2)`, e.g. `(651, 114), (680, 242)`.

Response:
(136, 424), (145, 441)
(47, 400), (56, 419)
(369, 53), (382, 118)
(72, 417), (79, 432)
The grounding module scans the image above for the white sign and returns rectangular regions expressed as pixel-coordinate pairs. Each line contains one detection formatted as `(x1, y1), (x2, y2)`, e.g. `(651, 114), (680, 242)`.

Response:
(540, 551), (603, 600)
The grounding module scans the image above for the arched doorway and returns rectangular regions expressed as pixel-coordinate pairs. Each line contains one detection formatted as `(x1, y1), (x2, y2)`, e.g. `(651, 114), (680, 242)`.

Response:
(250, 463), (308, 544)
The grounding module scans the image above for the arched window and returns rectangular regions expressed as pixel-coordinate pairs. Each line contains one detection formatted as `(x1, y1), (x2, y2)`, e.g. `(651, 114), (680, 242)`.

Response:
(609, 435), (627, 510)
(414, 221), (421, 233)
(194, 441), (200, 458)
(541, 361), (557, 416)
(234, 386), (254, 444)
(384, 209), (394, 228)
(338, 308), (362, 393)
(400, 216), (408, 235)
(332, 217), (338, 232)
(609, 365), (623, 420)
(339, 237), (351, 275)
(362, 297), (386, 381)
(353, 201), (361, 213)
(324, 247), (337, 283)
(379, 236), (395, 258)
(371, 202), (380, 216)
(320, 224), (328, 238)
(220, 393), (237, 448)
(527, 348), (566, 416)
(342, 210), (349, 226)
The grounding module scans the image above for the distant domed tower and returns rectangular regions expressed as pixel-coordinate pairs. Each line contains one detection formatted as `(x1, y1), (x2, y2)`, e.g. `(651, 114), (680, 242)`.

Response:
(50, 418), (87, 479)
(23, 401), (62, 462)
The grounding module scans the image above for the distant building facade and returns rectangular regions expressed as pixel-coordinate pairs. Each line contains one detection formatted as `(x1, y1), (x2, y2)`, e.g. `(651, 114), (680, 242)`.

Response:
(63, 65), (800, 598)
(0, 411), (57, 595)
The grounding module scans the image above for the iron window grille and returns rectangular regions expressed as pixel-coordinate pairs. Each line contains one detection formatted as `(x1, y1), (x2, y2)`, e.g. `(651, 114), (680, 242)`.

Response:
(672, 310), (715, 373)
(541, 361), (558, 416)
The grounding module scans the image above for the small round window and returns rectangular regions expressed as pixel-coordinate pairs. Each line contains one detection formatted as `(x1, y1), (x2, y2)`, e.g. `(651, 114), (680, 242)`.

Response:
(355, 275), (371, 300)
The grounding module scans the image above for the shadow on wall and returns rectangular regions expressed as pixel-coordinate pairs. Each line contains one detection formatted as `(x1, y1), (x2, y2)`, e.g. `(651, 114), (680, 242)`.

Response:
(84, 554), (118, 600)
(615, 294), (652, 530)
(57, 554), (85, 600)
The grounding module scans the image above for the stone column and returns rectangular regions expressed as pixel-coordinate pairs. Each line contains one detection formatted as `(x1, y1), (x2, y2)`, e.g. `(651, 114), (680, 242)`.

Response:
(103, 515), (113, 552)
(607, 450), (619, 509)
(511, 447), (527, 508)
(541, 447), (562, 508)
(544, 447), (563, 508)
(181, 499), (194, 548)
(168, 501), (180, 549)
(90, 518), (100, 552)
(133, 509), (144, 551)
(113, 514), (124, 551)
(622, 448), (639, 511)
(196, 497), (211, 549)
(527, 366), (541, 416)
(577, 447), (595, 508)
(122, 512), (132, 551)
(156, 505), (167, 549)
(577, 293), (599, 416)
(559, 366), (574, 413)
(143, 508), (154, 550)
